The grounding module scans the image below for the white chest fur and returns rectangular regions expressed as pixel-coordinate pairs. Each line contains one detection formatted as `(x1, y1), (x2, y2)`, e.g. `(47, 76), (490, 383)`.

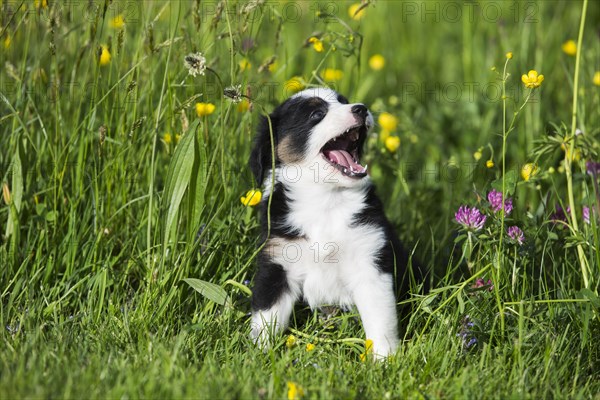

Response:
(266, 169), (386, 309)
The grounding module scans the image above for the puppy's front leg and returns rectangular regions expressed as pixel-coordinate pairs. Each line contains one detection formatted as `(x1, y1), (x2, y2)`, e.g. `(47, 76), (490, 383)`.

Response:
(352, 273), (399, 358)
(250, 261), (296, 348)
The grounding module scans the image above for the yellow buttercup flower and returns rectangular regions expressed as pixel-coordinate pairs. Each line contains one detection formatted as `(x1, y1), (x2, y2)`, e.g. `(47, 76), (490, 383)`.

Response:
(593, 71), (600, 86)
(378, 112), (398, 132)
(268, 60), (278, 73)
(287, 382), (304, 400)
(379, 130), (391, 142)
(305, 343), (316, 352)
(163, 133), (173, 144)
(348, 3), (366, 20)
(369, 54), (385, 71)
(237, 99), (250, 113)
(506, 52), (513, 59)
(34, 0), (47, 8)
(284, 76), (306, 94)
(195, 102), (216, 117)
(359, 339), (374, 362)
(322, 68), (343, 82)
(99, 45), (111, 66)
(241, 189), (262, 206)
(521, 70), (544, 89)
(385, 136), (400, 153)
(473, 148), (483, 161)
(285, 335), (297, 348)
(521, 163), (539, 181)
(561, 40), (577, 56)
(486, 160), (494, 168)
(109, 14), (125, 29)
(239, 58), (252, 71)
(308, 37), (324, 53)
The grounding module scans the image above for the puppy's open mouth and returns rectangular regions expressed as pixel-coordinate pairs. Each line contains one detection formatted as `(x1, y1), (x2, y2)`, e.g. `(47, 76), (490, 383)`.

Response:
(320, 125), (367, 178)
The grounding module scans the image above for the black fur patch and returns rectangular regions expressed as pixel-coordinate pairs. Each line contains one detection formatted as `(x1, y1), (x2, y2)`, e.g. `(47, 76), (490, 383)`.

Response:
(249, 96), (329, 184)
(352, 186), (414, 296)
(258, 183), (302, 240)
(251, 254), (290, 311)
(337, 94), (349, 104)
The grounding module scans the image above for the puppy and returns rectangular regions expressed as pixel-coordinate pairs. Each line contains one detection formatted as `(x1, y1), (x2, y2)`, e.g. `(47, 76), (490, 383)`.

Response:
(249, 87), (421, 357)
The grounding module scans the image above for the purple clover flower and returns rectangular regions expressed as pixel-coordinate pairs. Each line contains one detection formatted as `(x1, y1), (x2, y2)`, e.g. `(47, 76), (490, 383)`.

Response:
(487, 190), (513, 215)
(507, 226), (525, 245)
(586, 160), (600, 176)
(583, 206), (591, 225)
(455, 206), (487, 231)
(472, 278), (494, 291)
(550, 206), (570, 223)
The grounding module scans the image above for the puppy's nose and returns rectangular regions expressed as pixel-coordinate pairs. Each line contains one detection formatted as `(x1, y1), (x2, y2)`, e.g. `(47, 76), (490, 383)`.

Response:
(351, 104), (368, 120)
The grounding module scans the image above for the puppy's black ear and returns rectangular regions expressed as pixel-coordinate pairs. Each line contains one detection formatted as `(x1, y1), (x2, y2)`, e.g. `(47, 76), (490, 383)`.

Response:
(249, 114), (277, 185)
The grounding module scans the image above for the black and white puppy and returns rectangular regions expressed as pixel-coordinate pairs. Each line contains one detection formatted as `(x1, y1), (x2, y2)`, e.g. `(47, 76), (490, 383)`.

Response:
(249, 88), (420, 357)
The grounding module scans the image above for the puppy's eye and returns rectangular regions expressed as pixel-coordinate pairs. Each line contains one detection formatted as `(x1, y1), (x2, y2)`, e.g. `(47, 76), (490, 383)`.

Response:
(310, 110), (325, 120)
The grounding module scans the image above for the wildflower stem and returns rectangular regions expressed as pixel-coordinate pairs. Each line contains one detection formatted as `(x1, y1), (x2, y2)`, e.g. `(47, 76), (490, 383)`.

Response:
(565, 0), (590, 288)
(496, 56), (512, 335)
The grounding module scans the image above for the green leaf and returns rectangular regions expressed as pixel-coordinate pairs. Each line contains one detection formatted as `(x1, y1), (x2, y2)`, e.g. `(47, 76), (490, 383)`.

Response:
(457, 290), (465, 313)
(183, 278), (227, 305)
(491, 170), (518, 195)
(45, 211), (57, 222)
(163, 120), (201, 248)
(188, 123), (207, 239)
(579, 289), (600, 309)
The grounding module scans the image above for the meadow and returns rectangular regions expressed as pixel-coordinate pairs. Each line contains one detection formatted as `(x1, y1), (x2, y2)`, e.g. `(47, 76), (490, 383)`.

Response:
(1, 0), (599, 398)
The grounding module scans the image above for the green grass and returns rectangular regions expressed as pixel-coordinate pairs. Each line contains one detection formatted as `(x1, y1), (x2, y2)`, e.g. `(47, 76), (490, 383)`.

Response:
(1, 1), (600, 398)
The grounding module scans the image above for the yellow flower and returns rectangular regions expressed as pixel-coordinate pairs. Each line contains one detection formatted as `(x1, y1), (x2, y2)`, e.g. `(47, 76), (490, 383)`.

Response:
(521, 70), (544, 89)
(322, 68), (343, 82)
(308, 37), (324, 53)
(284, 76), (306, 93)
(195, 102), (216, 117)
(473, 149), (483, 161)
(379, 130), (391, 142)
(163, 133), (172, 144)
(285, 335), (297, 348)
(561, 40), (577, 56)
(360, 339), (374, 362)
(521, 163), (538, 181)
(378, 112), (398, 132)
(241, 189), (262, 206)
(109, 14), (125, 29)
(268, 60), (278, 73)
(486, 160), (494, 168)
(593, 71), (600, 86)
(348, 3), (366, 20)
(34, 0), (47, 9)
(305, 343), (316, 352)
(506, 52), (513, 59)
(385, 136), (400, 153)
(239, 58), (252, 71)
(369, 54), (385, 71)
(237, 99), (250, 113)
(99, 45), (111, 66)
(287, 382), (304, 400)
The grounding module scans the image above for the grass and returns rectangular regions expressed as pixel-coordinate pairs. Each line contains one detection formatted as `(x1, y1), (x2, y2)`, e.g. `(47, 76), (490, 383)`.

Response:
(1, 0), (600, 398)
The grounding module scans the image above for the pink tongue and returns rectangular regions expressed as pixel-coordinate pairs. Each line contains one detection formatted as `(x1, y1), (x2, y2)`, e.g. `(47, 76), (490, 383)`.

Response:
(326, 150), (366, 172)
